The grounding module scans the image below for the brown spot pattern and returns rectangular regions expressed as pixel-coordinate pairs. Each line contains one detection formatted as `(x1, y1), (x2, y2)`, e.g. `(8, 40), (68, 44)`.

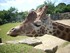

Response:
(52, 22), (70, 41)
(58, 25), (64, 31)
(56, 30), (61, 35)
(65, 28), (70, 33)
(53, 26), (56, 29)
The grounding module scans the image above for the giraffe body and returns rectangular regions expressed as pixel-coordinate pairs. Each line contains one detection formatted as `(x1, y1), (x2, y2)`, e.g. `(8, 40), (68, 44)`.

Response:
(52, 22), (70, 41)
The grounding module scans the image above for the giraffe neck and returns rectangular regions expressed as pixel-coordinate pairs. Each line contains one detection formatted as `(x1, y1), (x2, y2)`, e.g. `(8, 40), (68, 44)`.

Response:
(52, 22), (70, 41)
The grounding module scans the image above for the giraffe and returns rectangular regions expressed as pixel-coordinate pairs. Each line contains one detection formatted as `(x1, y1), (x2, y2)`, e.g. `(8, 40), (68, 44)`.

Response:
(7, 5), (70, 41)
(7, 5), (48, 37)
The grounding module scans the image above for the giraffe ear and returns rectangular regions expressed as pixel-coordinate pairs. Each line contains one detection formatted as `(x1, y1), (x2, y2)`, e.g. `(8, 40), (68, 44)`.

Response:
(26, 11), (37, 22)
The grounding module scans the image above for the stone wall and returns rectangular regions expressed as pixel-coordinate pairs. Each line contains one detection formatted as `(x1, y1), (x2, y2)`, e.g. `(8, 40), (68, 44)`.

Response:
(50, 12), (70, 20)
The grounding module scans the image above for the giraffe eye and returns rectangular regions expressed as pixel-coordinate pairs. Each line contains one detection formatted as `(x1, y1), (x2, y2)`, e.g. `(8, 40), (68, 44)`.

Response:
(33, 23), (41, 27)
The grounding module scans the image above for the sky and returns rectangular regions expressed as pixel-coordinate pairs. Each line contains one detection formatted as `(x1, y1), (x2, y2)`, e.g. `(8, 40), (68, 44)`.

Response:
(0, 0), (70, 12)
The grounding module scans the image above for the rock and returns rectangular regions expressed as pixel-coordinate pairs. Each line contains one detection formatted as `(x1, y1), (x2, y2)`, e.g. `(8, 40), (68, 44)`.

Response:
(6, 37), (42, 45)
(18, 37), (42, 46)
(6, 41), (19, 44)
(34, 34), (68, 52)
(56, 43), (70, 53)
(34, 44), (58, 53)
(0, 43), (5, 45)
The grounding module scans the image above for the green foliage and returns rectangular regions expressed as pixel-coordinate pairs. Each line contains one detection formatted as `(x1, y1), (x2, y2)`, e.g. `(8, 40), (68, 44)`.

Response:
(0, 7), (28, 25)
(18, 11), (28, 19)
(0, 44), (45, 53)
(55, 3), (66, 13)
(63, 4), (70, 12)
(0, 10), (9, 24)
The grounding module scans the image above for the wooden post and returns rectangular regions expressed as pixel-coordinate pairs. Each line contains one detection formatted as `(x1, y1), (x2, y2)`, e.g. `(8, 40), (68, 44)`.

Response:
(0, 38), (2, 43)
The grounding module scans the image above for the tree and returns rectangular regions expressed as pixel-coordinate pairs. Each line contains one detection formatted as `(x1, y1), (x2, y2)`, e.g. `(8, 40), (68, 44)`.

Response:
(0, 7), (18, 25)
(16, 11), (28, 22)
(22, 11), (28, 19)
(8, 7), (18, 22)
(0, 6), (28, 25)
(54, 3), (66, 13)
(63, 4), (70, 12)
(0, 10), (9, 24)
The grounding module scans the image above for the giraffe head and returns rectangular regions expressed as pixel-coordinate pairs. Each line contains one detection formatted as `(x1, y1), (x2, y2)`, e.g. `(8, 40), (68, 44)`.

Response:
(7, 11), (37, 37)
(7, 5), (53, 37)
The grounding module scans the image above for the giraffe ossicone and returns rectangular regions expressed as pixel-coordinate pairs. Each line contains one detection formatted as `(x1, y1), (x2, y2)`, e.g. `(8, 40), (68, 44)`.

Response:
(7, 5), (70, 41)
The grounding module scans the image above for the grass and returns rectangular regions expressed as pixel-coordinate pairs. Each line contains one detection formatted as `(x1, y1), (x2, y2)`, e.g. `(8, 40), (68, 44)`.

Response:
(0, 23), (46, 53)
(0, 44), (45, 53)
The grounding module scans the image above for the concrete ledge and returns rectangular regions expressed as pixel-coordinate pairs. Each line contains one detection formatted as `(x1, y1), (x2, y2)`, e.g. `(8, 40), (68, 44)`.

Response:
(34, 34), (68, 52)
(18, 37), (42, 46)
